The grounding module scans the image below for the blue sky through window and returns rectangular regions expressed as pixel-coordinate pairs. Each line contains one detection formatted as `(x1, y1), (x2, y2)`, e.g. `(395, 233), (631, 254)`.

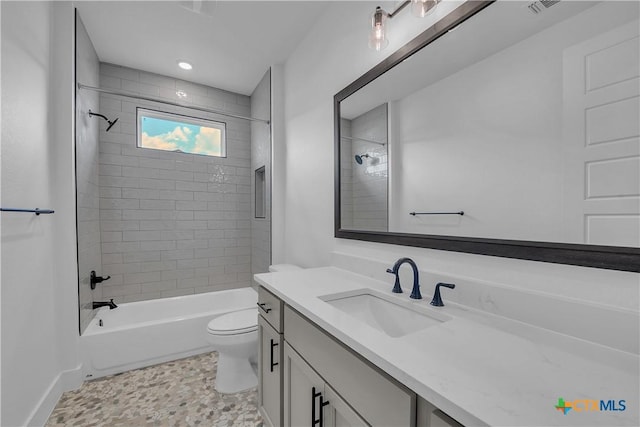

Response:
(139, 114), (224, 157)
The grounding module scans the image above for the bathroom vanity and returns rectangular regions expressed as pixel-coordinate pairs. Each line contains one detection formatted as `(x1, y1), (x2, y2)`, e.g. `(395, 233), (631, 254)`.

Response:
(255, 267), (638, 427)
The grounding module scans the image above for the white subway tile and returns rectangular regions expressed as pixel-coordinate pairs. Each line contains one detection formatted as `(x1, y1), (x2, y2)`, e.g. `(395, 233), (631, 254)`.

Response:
(123, 271), (162, 285)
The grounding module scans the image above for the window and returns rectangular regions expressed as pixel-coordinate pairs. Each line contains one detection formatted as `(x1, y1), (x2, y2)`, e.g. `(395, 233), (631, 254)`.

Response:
(137, 108), (226, 157)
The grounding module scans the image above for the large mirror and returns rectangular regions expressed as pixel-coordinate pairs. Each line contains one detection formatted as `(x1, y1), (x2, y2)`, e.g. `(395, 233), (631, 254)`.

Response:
(335, 0), (640, 271)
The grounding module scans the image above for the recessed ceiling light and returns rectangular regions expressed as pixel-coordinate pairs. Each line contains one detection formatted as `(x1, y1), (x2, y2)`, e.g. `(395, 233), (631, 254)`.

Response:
(177, 61), (193, 70)
(176, 90), (188, 99)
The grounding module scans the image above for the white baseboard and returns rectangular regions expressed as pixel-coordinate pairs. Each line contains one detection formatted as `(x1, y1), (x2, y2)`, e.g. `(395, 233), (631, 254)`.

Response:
(24, 365), (83, 427)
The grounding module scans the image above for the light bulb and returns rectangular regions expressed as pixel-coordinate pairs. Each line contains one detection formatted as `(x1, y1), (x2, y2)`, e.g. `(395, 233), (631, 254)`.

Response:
(368, 7), (389, 51)
(411, 0), (439, 18)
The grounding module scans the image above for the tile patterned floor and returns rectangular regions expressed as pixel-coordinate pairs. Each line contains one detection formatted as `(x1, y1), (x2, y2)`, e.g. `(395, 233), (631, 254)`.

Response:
(46, 352), (262, 427)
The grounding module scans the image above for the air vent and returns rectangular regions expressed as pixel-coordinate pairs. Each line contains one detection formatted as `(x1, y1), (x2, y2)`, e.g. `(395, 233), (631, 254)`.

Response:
(527, 0), (560, 14)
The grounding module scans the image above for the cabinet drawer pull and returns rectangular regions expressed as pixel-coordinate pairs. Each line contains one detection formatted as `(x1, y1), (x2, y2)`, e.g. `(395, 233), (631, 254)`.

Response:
(270, 339), (279, 372)
(257, 302), (272, 313)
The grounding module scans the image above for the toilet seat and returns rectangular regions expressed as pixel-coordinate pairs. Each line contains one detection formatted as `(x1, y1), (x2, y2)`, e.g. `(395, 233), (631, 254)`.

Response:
(207, 308), (258, 336)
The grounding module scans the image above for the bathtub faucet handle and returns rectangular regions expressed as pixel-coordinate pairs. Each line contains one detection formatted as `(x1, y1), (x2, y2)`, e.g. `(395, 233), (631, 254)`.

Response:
(90, 270), (111, 290)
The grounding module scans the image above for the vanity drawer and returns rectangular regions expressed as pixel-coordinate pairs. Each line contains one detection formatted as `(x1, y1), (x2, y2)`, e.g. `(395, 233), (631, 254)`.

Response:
(284, 306), (415, 426)
(258, 286), (283, 332)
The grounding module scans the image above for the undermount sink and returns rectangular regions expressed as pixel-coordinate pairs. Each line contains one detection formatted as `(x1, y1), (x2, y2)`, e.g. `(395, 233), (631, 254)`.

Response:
(320, 289), (451, 338)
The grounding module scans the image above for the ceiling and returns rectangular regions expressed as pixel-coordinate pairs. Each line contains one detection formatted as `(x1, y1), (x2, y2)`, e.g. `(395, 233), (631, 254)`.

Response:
(75, 1), (329, 95)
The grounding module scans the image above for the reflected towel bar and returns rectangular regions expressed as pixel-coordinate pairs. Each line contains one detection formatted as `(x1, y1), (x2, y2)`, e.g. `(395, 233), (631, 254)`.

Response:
(410, 211), (464, 216)
(0, 208), (55, 215)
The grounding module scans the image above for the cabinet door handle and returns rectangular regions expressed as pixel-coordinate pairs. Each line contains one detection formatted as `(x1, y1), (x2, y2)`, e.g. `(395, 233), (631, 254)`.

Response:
(269, 339), (279, 372)
(312, 387), (329, 426)
(312, 387), (322, 426)
(319, 395), (329, 427)
(257, 302), (272, 313)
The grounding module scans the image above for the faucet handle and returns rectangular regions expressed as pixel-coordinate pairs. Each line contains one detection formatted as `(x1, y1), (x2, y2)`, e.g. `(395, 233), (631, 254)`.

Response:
(430, 282), (455, 307)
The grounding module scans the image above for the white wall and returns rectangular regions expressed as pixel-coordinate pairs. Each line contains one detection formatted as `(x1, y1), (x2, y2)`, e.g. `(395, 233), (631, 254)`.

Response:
(96, 63), (253, 303)
(1, 2), (80, 425)
(279, 0), (638, 314)
(391, 2), (638, 243)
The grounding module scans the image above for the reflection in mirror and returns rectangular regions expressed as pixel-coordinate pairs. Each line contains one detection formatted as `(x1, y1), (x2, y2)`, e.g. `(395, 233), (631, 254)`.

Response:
(340, 103), (388, 231)
(337, 1), (639, 249)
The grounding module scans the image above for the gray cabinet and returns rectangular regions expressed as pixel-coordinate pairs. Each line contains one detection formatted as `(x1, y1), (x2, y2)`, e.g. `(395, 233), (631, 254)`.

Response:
(258, 316), (282, 427)
(284, 342), (368, 427)
(257, 285), (463, 427)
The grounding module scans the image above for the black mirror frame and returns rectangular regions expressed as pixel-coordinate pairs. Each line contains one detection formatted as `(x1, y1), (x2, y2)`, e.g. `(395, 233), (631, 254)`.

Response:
(334, 0), (640, 273)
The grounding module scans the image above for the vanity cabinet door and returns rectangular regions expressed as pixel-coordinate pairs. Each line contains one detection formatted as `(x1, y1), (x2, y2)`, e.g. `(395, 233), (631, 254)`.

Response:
(283, 343), (325, 427)
(324, 384), (369, 427)
(258, 316), (282, 427)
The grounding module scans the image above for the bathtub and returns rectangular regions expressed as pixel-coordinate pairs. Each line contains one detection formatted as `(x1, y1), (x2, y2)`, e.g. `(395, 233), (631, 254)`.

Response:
(81, 287), (257, 379)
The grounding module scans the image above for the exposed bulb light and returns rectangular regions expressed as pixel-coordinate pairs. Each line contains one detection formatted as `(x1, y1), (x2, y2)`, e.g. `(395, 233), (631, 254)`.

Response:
(177, 61), (193, 70)
(368, 6), (389, 51)
(411, 0), (440, 17)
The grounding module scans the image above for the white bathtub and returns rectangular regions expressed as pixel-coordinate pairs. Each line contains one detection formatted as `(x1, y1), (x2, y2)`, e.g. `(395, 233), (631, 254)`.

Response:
(81, 287), (257, 379)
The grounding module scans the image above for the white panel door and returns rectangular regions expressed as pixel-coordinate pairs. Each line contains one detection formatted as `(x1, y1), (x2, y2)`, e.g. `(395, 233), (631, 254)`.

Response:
(563, 20), (640, 246)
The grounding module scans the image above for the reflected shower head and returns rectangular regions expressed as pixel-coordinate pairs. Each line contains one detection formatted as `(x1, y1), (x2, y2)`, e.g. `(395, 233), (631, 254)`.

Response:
(355, 153), (370, 165)
(88, 110), (119, 132)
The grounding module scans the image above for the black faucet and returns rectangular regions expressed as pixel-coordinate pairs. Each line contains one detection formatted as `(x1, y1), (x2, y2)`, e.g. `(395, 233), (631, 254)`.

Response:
(386, 257), (422, 299)
(430, 283), (456, 307)
(93, 299), (118, 310)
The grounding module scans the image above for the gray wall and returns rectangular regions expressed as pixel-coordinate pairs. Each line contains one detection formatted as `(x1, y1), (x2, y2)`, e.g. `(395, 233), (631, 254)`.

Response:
(75, 14), (102, 333)
(96, 63), (252, 303)
(250, 69), (272, 275)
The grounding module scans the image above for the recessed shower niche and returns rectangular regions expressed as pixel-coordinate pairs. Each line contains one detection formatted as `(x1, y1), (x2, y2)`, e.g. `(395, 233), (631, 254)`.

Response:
(74, 11), (272, 334)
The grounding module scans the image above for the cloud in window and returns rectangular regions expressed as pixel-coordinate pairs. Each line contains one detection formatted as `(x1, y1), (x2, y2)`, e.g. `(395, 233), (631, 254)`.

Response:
(193, 127), (222, 156)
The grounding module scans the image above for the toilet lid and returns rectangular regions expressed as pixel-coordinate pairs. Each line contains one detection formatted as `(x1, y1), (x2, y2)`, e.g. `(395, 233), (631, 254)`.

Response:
(207, 308), (258, 335)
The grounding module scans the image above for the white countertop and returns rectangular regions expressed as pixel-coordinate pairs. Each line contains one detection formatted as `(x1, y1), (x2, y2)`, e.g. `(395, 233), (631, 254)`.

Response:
(254, 267), (639, 427)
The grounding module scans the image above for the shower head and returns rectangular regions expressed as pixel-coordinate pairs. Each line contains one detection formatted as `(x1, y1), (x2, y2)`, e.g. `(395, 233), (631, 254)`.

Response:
(105, 117), (118, 132)
(88, 110), (119, 132)
(354, 153), (370, 165)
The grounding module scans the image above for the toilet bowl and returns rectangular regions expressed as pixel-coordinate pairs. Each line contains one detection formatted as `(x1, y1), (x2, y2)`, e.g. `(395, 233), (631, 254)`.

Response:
(206, 307), (258, 394)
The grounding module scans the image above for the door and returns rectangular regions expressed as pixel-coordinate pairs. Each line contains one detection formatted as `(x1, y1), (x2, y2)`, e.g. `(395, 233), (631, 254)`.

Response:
(284, 343), (325, 427)
(258, 316), (282, 427)
(324, 384), (369, 427)
(563, 19), (640, 246)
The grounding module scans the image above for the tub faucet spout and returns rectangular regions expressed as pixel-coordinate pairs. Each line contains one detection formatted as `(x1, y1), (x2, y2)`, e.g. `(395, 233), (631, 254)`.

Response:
(93, 299), (118, 310)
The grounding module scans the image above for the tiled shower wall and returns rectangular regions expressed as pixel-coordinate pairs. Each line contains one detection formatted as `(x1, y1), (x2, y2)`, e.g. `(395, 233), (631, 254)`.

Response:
(96, 63), (252, 303)
(250, 70), (271, 275)
(341, 104), (388, 231)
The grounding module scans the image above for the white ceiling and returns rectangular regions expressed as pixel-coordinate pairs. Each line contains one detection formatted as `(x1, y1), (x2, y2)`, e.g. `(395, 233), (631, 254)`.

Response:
(75, 1), (329, 95)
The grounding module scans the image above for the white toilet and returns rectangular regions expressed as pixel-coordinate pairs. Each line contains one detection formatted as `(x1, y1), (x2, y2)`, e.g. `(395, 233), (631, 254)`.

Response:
(206, 264), (302, 394)
(206, 307), (259, 393)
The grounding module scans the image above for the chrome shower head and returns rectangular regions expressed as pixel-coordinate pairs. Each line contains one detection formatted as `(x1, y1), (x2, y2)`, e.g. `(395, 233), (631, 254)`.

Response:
(88, 110), (119, 132)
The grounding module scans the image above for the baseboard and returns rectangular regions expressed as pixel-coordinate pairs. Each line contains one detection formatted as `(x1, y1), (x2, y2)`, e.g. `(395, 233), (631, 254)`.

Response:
(24, 365), (83, 427)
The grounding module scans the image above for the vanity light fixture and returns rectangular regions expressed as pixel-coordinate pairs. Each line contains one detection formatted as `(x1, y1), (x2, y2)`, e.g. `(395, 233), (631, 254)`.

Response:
(369, 0), (441, 51)
(177, 60), (193, 70)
